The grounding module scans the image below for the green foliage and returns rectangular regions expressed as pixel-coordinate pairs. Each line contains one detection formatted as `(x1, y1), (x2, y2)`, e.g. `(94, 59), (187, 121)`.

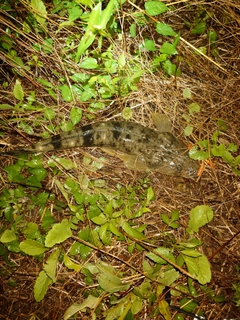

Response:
(0, 0), (236, 318)
(189, 129), (240, 176)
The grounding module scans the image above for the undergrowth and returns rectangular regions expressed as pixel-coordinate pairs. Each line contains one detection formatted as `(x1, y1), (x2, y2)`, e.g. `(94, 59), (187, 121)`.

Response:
(0, 0), (239, 319)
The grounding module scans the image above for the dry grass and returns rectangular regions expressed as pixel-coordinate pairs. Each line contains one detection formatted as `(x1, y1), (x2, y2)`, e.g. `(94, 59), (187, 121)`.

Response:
(0, 0), (240, 319)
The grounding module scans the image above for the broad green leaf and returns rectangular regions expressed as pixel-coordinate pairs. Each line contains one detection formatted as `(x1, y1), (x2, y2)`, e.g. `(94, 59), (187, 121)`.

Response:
(145, 1), (168, 16)
(160, 269), (179, 286)
(130, 23), (136, 37)
(80, 57), (98, 69)
(0, 229), (16, 243)
(68, 5), (82, 22)
(181, 249), (202, 258)
(45, 219), (73, 247)
(189, 146), (209, 161)
(97, 271), (130, 293)
(122, 221), (145, 240)
(159, 300), (171, 320)
(182, 254), (211, 284)
(44, 248), (60, 281)
(60, 85), (73, 102)
(160, 42), (178, 55)
(0, 103), (13, 110)
(211, 144), (234, 164)
(179, 298), (198, 313)
(208, 29), (217, 44)
(161, 60), (178, 76)
(122, 107), (133, 120)
(13, 79), (24, 101)
(184, 125), (193, 136)
(146, 247), (175, 264)
(144, 39), (156, 51)
(52, 157), (77, 170)
(19, 240), (47, 256)
(188, 205), (214, 233)
(192, 21), (206, 34)
(156, 23), (176, 36)
(63, 296), (100, 320)
(34, 270), (52, 302)
(183, 88), (192, 99)
(63, 253), (81, 272)
(31, 0), (47, 25)
(188, 102), (200, 114)
(118, 53), (126, 68)
(70, 107), (82, 125)
(91, 214), (108, 225)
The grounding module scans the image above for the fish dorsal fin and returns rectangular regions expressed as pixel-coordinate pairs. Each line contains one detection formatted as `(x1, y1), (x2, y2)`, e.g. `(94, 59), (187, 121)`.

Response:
(151, 113), (172, 133)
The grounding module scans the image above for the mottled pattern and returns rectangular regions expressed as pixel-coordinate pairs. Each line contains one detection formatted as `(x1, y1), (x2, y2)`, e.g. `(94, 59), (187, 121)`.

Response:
(0, 121), (199, 178)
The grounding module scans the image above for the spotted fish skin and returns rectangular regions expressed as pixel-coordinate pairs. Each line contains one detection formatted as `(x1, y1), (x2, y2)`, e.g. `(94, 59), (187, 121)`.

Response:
(0, 121), (198, 178)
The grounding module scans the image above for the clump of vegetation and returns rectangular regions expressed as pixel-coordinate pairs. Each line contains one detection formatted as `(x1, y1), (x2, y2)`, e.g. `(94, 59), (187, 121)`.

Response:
(0, 0), (239, 319)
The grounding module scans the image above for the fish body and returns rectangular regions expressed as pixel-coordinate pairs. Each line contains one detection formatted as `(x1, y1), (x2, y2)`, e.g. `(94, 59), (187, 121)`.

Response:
(0, 120), (198, 178)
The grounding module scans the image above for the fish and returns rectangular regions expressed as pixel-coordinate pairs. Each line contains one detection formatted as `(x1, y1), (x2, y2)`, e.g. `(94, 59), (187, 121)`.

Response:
(0, 113), (199, 178)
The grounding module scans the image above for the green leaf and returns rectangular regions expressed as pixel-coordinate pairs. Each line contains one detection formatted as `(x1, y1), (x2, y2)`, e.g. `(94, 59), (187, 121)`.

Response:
(188, 102), (200, 114)
(122, 221), (145, 240)
(188, 205), (214, 233)
(99, 0), (116, 29)
(45, 219), (73, 247)
(13, 79), (24, 101)
(192, 21), (206, 34)
(144, 39), (156, 51)
(97, 269), (130, 293)
(63, 296), (101, 320)
(34, 270), (52, 302)
(70, 107), (82, 125)
(182, 254), (211, 284)
(189, 146), (209, 161)
(31, 0), (47, 25)
(156, 23), (176, 36)
(122, 107), (133, 120)
(211, 144), (234, 164)
(80, 57), (98, 69)
(75, 30), (96, 61)
(160, 42), (178, 55)
(146, 186), (154, 205)
(0, 229), (16, 243)
(63, 253), (81, 272)
(68, 5), (82, 22)
(146, 247), (175, 264)
(161, 60), (177, 76)
(19, 240), (47, 256)
(52, 157), (77, 170)
(184, 125), (193, 136)
(183, 88), (192, 99)
(60, 85), (73, 102)
(160, 268), (179, 286)
(159, 299), (171, 320)
(145, 1), (168, 16)
(44, 248), (60, 281)
(91, 214), (108, 225)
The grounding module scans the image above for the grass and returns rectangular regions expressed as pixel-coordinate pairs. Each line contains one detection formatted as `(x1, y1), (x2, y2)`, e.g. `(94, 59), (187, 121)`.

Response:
(0, 0), (240, 319)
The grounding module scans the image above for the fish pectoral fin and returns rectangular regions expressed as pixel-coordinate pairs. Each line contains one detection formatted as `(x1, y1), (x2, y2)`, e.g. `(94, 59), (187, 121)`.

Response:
(151, 112), (172, 133)
(101, 148), (148, 171)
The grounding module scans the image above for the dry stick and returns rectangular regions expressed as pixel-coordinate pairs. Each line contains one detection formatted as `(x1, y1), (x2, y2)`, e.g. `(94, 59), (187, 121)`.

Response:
(121, 231), (196, 279)
(127, 0), (227, 73)
(72, 234), (195, 280)
(208, 229), (240, 261)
